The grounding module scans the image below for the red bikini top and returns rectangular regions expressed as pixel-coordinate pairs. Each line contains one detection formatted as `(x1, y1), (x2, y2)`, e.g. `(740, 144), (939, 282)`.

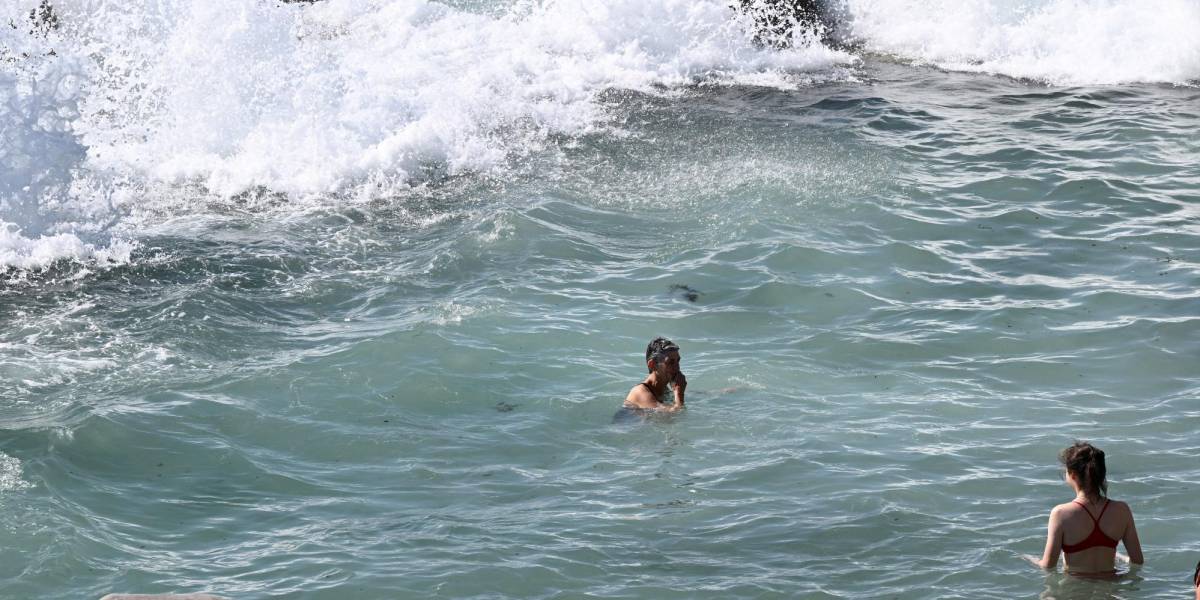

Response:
(1061, 499), (1119, 554)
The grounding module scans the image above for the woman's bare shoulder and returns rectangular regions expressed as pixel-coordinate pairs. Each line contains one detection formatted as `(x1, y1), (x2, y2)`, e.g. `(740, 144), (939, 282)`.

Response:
(1048, 502), (1077, 521)
(1051, 501), (1078, 513)
(1108, 499), (1134, 515)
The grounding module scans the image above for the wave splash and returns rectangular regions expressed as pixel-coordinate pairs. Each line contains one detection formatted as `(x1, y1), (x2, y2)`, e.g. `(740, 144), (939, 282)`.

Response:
(2, 3), (136, 273)
(78, 0), (848, 196)
(842, 0), (1200, 85)
(0, 0), (850, 270)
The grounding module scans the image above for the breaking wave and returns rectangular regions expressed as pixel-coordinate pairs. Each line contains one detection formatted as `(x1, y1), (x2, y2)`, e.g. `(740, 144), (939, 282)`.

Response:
(3, 0), (1197, 271)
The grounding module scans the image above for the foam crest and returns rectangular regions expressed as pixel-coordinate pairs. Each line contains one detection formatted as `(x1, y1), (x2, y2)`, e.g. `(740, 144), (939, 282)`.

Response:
(842, 0), (1200, 85)
(1, 222), (135, 272)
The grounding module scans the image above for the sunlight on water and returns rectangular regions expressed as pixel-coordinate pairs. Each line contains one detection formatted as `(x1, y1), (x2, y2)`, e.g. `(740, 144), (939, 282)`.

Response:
(2, 1), (1199, 599)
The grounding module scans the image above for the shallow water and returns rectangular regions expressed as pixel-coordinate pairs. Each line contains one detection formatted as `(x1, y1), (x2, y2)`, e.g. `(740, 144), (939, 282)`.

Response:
(3, 1), (1200, 599)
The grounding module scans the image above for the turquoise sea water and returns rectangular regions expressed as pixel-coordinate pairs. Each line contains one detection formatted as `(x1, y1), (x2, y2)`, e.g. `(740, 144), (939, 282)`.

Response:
(3, 1), (1200, 598)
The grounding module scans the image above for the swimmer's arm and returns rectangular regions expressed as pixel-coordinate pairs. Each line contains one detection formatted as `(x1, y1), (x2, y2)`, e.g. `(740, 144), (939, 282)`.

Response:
(1036, 506), (1064, 570)
(1119, 502), (1144, 565)
(669, 371), (686, 412)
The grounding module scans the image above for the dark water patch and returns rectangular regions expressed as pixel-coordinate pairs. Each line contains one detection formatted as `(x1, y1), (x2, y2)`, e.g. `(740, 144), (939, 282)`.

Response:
(865, 111), (926, 132)
(1061, 99), (1104, 110)
(992, 89), (1076, 105)
(804, 95), (891, 123)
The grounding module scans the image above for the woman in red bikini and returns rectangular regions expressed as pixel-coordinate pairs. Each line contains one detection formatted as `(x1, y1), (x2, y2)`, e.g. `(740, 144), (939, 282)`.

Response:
(1034, 441), (1144, 575)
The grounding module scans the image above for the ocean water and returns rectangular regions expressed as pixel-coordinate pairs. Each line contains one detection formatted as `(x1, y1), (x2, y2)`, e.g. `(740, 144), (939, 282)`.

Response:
(2, 1), (1199, 598)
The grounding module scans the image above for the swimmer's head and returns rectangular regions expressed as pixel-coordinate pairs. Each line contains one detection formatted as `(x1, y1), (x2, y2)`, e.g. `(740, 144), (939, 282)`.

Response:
(645, 337), (680, 373)
(1059, 441), (1107, 500)
(1193, 559), (1199, 588)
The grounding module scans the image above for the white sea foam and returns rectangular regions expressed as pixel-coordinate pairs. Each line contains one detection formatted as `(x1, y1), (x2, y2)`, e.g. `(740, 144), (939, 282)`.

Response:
(841, 0), (1200, 85)
(0, 453), (33, 491)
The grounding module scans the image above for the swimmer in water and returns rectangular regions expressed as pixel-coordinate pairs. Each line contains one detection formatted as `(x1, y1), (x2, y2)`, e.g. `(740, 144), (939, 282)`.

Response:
(1193, 559), (1199, 599)
(1033, 441), (1144, 576)
(620, 337), (686, 415)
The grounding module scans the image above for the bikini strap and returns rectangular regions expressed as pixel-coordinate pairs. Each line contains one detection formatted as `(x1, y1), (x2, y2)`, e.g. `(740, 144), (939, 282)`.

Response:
(1073, 499), (1108, 523)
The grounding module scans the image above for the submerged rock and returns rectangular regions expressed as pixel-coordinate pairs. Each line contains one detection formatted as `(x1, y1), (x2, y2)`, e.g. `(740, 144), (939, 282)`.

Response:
(669, 284), (702, 303)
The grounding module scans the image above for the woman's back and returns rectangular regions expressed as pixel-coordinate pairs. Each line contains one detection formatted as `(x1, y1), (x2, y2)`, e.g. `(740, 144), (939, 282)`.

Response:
(1056, 498), (1132, 574)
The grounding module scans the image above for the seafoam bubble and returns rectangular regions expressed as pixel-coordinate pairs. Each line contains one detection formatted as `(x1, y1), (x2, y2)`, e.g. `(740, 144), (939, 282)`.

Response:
(0, 453), (33, 492)
(427, 300), (485, 326)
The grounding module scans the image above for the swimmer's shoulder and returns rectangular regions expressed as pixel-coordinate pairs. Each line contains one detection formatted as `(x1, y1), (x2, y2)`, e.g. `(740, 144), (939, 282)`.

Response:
(623, 383), (657, 409)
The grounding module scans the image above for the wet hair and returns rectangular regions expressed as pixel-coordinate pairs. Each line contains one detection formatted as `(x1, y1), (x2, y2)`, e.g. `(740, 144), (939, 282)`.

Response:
(1193, 559), (1199, 587)
(1059, 441), (1107, 500)
(645, 337), (680, 372)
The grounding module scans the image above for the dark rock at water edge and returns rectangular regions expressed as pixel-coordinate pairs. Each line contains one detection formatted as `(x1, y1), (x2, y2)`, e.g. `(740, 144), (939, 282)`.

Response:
(30, 0), (58, 34)
(14, 0), (58, 38)
(734, 0), (836, 48)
